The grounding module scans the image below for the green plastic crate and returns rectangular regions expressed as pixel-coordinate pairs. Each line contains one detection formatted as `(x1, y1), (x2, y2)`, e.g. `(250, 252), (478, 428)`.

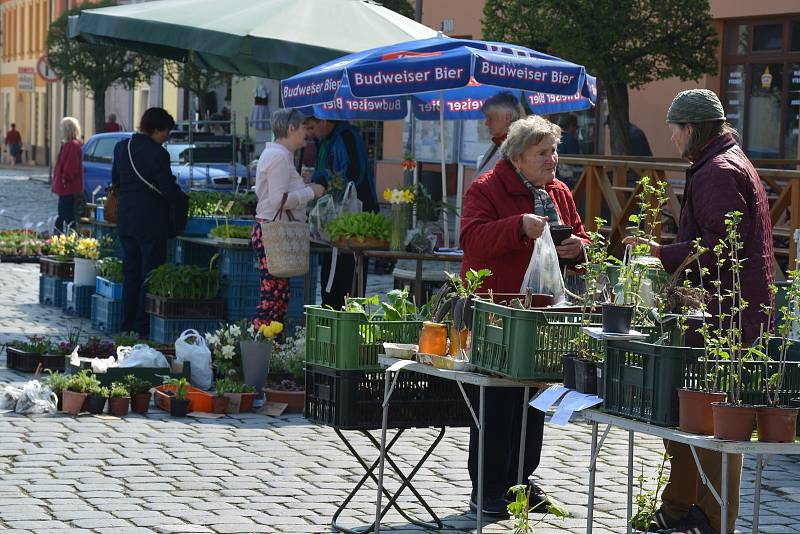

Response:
(470, 300), (603, 380)
(305, 305), (422, 370)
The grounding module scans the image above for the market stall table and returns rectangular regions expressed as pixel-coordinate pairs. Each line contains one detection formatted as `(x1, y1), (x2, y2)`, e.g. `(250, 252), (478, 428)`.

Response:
(375, 356), (554, 534)
(582, 409), (800, 534)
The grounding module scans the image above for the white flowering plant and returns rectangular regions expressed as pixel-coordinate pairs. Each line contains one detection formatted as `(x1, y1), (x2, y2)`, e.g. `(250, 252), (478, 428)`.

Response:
(205, 322), (244, 378)
(269, 326), (305, 388)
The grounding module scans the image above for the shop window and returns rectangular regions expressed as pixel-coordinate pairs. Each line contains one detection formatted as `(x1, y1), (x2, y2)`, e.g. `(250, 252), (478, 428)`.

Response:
(723, 64), (745, 133)
(746, 63), (783, 158)
(786, 63), (800, 160)
(752, 24), (783, 52)
(725, 24), (749, 55)
(791, 20), (800, 52)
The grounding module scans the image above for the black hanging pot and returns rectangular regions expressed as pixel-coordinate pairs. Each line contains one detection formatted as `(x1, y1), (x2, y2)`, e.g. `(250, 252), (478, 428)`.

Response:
(574, 358), (598, 395)
(602, 303), (634, 334)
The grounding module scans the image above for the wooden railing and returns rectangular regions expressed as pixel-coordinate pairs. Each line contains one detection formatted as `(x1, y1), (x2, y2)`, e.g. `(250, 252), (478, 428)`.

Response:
(560, 155), (800, 280)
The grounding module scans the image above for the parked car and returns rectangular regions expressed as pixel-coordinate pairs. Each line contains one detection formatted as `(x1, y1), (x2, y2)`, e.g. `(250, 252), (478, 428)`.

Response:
(82, 132), (250, 200)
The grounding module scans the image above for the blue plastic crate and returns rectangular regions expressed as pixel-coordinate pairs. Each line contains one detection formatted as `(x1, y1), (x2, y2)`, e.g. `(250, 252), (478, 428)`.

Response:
(96, 205), (104, 222)
(166, 239), (178, 264)
(182, 217), (255, 237)
(175, 240), (217, 267)
(63, 283), (93, 318)
(149, 315), (222, 345)
(95, 277), (123, 301)
(91, 294), (124, 333)
(218, 247), (259, 282)
(222, 281), (260, 322)
(39, 275), (67, 307)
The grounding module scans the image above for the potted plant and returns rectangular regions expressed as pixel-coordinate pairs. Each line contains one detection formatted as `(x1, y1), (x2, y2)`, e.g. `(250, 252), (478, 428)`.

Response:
(205, 323), (245, 380)
(95, 257), (124, 300)
(753, 265), (800, 442)
(265, 326), (306, 413)
(63, 370), (100, 415)
(427, 269), (492, 358)
(326, 211), (392, 249)
(240, 320), (282, 396)
(707, 211), (757, 441)
(107, 382), (130, 416)
(383, 186), (415, 251)
(125, 375), (153, 414)
(239, 383), (258, 413)
(223, 380), (243, 414)
(163, 377), (190, 417)
(213, 379), (230, 414)
(41, 370), (71, 410)
(4, 335), (60, 373)
(86, 386), (108, 415)
(145, 262), (223, 319)
(604, 176), (667, 333)
(44, 232), (78, 278)
(72, 235), (100, 286)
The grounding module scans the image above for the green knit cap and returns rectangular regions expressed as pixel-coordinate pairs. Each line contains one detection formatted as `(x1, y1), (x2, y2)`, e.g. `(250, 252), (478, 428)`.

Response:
(666, 89), (726, 123)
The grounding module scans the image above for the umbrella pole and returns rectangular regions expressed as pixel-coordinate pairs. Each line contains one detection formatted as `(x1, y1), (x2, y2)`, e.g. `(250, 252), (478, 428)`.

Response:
(439, 90), (448, 249)
(455, 163), (464, 247)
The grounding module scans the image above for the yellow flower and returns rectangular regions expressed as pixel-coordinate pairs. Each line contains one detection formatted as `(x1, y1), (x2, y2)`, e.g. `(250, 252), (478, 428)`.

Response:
(402, 190), (415, 203)
(259, 324), (271, 339)
(383, 189), (393, 202)
(270, 321), (284, 335)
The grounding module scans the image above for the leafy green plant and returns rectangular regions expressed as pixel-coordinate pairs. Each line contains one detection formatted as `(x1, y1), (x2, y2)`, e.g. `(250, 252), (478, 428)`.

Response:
(507, 484), (572, 533)
(215, 378), (230, 397)
(113, 332), (158, 348)
(96, 257), (123, 283)
(124, 375), (152, 396)
(209, 225), (252, 240)
(429, 269), (492, 329)
(67, 370), (101, 394)
(381, 288), (420, 321)
(93, 386), (109, 398)
(327, 212), (391, 243)
(188, 191), (247, 217)
(5, 335), (53, 354)
(145, 264), (220, 300)
(42, 370), (71, 394)
(162, 376), (189, 400)
(109, 382), (129, 398)
(270, 326), (305, 385)
(630, 452), (670, 531)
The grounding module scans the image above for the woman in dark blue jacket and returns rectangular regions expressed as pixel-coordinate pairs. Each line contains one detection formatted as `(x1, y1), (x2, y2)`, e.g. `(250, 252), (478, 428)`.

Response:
(112, 108), (183, 335)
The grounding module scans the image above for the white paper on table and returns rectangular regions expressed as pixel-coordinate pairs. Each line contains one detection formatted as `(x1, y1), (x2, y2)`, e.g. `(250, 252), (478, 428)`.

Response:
(387, 359), (416, 372)
(529, 384), (569, 412)
(550, 391), (603, 426)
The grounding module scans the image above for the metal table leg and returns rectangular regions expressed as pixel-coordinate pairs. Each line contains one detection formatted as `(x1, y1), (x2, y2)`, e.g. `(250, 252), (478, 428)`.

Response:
(477, 384), (485, 534)
(721, 453), (728, 534)
(587, 422), (598, 534)
(626, 430), (634, 534)
(375, 368), (393, 533)
(517, 386), (530, 484)
(354, 251), (365, 298)
(752, 454), (768, 534)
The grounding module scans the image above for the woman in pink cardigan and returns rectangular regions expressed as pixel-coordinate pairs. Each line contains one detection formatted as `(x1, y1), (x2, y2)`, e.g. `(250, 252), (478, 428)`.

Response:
(250, 108), (326, 327)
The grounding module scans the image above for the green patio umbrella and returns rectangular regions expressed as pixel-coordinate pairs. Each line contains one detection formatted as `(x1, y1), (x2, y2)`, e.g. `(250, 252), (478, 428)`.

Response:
(68, 0), (437, 78)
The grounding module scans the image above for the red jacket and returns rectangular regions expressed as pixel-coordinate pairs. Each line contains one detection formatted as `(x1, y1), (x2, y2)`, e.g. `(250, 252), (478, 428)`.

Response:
(460, 159), (589, 292)
(52, 140), (84, 196)
(660, 133), (774, 344)
(4, 129), (21, 145)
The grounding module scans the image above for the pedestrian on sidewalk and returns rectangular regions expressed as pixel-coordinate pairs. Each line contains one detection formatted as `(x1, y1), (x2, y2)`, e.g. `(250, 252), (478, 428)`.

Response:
(624, 89), (774, 534)
(4, 123), (22, 165)
(104, 113), (122, 132)
(52, 117), (84, 233)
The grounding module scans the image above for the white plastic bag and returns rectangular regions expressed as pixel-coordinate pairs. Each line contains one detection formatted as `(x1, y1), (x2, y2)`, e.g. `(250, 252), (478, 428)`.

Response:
(15, 380), (57, 414)
(339, 181), (362, 215)
(119, 344), (169, 369)
(520, 224), (566, 304)
(175, 329), (213, 390)
(0, 384), (22, 410)
(309, 194), (338, 242)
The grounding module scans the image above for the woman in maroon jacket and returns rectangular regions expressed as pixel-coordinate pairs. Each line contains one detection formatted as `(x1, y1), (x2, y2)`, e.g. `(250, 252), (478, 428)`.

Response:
(52, 117), (84, 232)
(627, 89), (773, 534)
(460, 115), (589, 517)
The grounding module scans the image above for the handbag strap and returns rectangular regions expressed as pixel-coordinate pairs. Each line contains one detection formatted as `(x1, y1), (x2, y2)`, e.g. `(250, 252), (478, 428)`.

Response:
(128, 138), (166, 199)
(271, 193), (297, 222)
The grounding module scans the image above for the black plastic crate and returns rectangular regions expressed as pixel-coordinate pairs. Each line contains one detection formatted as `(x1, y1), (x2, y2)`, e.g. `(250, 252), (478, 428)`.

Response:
(304, 364), (472, 431)
(6, 348), (66, 373)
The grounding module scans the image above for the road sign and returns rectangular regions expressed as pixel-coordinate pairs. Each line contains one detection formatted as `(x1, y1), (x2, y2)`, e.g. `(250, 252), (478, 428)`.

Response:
(36, 55), (59, 83)
(17, 67), (35, 92)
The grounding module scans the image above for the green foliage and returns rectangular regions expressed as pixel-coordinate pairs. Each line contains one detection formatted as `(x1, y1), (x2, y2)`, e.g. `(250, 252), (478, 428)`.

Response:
(46, 0), (161, 133)
(188, 191), (248, 217)
(162, 376), (189, 400)
(113, 332), (158, 348)
(209, 225), (252, 240)
(379, 0), (415, 19)
(214, 378), (230, 396)
(327, 212), (391, 243)
(96, 257), (123, 283)
(145, 264), (220, 300)
(109, 382), (130, 398)
(270, 327), (306, 384)
(42, 370), (71, 395)
(507, 484), (572, 533)
(163, 53), (231, 120)
(124, 375), (153, 396)
(381, 288), (419, 321)
(630, 452), (670, 531)
(67, 370), (101, 394)
(6, 335), (53, 354)
(482, 0), (718, 154)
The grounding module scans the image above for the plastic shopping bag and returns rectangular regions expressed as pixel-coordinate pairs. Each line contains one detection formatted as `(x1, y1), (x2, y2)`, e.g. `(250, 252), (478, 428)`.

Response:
(309, 194), (338, 242)
(175, 329), (213, 390)
(339, 181), (362, 215)
(15, 380), (57, 415)
(520, 223), (566, 304)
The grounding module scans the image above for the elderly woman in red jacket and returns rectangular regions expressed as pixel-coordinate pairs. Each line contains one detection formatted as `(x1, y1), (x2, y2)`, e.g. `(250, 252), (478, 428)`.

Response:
(52, 117), (84, 232)
(460, 114), (589, 517)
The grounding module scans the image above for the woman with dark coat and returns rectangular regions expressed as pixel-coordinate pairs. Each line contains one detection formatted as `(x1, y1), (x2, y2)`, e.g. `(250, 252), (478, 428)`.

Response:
(460, 115), (590, 517)
(52, 117), (84, 232)
(112, 108), (183, 336)
(626, 89), (774, 534)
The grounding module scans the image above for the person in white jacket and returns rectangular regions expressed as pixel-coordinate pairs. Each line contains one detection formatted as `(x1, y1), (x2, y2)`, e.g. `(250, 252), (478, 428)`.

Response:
(471, 92), (525, 182)
(250, 108), (325, 327)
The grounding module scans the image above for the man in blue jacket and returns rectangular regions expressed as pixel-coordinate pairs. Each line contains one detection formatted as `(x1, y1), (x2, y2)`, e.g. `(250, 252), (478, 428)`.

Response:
(305, 117), (378, 308)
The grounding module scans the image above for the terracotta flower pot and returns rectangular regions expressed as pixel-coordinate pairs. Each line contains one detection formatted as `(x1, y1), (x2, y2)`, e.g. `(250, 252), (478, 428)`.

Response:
(265, 388), (305, 413)
(239, 392), (257, 413)
(130, 393), (151, 414)
(224, 393), (242, 414)
(756, 406), (800, 443)
(212, 396), (229, 414)
(678, 389), (727, 435)
(107, 396), (130, 417)
(712, 403), (756, 441)
(62, 390), (88, 415)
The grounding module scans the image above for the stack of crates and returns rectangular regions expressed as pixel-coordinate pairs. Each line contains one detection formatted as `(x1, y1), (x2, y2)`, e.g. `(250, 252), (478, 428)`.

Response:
(63, 282), (93, 318)
(91, 276), (124, 333)
(38, 258), (73, 307)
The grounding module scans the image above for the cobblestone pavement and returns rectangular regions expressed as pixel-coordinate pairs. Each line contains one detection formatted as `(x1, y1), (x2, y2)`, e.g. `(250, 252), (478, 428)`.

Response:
(1, 172), (799, 533)
(0, 167), (57, 232)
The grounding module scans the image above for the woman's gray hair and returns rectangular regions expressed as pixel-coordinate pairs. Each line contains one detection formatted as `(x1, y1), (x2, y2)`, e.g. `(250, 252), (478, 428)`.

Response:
(481, 91), (525, 122)
(60, 117), (81, 141)
(499, 115), (561, 161)
(271, 108), (305, 139)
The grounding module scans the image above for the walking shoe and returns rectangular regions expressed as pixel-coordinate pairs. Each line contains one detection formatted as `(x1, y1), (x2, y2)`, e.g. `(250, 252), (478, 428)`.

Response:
(652, 505), (718, 534)
(469, 490), (510, 518)
(504, 482), (551, 513)
(649, 507), (683, 531)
